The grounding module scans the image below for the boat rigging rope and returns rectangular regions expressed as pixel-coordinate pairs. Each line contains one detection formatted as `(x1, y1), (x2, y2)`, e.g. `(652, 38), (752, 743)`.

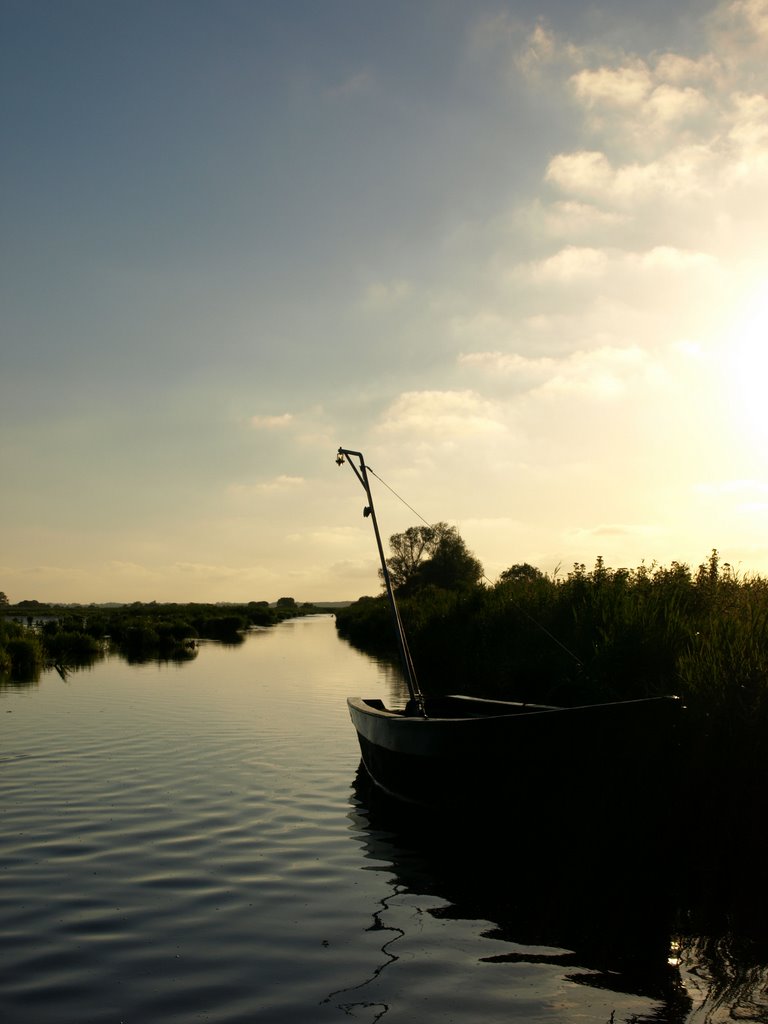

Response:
(366, 466), (431, 529)
(365, 464), (584, 670)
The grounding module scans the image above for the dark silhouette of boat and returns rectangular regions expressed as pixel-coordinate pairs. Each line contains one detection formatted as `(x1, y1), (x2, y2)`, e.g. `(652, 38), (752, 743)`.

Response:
(347, 692), (682, 827)
(337, 447), (683, 830)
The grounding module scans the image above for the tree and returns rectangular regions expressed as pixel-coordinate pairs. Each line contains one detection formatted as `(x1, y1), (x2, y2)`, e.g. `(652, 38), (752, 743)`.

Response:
(0, 591), (9, 607)
(384, 524), (441, 590)
(499, 563), (545, 584)
(384, 523), (483, 596)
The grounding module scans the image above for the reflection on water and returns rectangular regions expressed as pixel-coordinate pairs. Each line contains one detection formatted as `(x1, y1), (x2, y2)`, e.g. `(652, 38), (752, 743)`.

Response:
(676, 935), (768, 1022)
(340, 763), (768, 1023)
(338, 767), (693, 1023)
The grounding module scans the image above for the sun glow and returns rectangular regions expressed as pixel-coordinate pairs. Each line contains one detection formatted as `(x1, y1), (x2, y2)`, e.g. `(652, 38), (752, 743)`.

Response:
(721, 286), (768, 449)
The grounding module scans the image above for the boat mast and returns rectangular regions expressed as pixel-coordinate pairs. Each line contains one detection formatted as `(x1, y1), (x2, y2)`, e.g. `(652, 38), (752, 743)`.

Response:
(336, 447), (425, 715)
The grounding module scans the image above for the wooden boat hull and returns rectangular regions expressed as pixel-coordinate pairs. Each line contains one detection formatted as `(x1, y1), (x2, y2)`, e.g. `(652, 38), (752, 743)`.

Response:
(348, 694), (683, 839)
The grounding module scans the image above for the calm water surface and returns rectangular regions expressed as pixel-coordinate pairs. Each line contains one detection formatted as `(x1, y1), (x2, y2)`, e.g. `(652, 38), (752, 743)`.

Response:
(1, 616), (765, 1023)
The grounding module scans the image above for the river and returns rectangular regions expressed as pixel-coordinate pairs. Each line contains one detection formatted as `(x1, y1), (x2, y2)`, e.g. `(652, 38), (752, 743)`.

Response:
(1, 615), (766, 1023)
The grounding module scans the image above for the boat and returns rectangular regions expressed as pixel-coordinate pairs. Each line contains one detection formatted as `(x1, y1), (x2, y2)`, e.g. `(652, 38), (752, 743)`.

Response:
(337, 447), (683, 829)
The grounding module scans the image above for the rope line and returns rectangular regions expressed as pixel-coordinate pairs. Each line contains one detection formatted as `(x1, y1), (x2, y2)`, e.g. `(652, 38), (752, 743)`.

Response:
(366, 463), (583, 670)
(366, 466), (432, 528)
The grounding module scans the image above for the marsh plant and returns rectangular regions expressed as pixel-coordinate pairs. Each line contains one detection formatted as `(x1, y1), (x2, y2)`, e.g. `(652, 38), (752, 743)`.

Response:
(336, 547), (768, 925)
(0, 600), (321, 678)
(337, 548), (768, 717)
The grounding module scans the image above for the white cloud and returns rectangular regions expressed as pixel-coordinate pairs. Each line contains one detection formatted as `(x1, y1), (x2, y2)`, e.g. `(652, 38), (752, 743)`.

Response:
(637, 246), (718, 271)
(378, 390), (507, 438)
(229, 475), (304, 496)
(540, 2), (768, 208)
(522, 244), (719, 287)
(546, 145), (718, 202)
(725, 91), (768, 187)
(545, 150), (613, 194)
(460, 345), (656, 401)
(527, 245), (609, 282)
(654, 52), (721, 85)
(537, 200), (628, 236)
(459, 350), (556, 386)
(723, 0), (768, 40)
(645, 84), (709, 125)
(569, 62), (653, 108)
(172, 561), (246, 579)
(515, 21), (558, 78)
(250, 413), (294, 429)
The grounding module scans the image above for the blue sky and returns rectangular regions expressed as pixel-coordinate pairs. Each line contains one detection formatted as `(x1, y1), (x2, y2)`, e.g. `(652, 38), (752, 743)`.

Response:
(2, 0), (768, 602)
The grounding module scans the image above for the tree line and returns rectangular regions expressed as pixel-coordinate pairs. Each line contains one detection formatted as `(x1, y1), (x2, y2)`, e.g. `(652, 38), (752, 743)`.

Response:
(0, 598), (319, 679)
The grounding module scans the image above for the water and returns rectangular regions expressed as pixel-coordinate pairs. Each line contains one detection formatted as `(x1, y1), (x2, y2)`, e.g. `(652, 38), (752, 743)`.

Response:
(1, 616), (765, 1023)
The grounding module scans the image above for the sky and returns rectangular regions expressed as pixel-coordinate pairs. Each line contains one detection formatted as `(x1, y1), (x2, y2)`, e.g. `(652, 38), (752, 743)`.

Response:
(2, 0), (768, 604)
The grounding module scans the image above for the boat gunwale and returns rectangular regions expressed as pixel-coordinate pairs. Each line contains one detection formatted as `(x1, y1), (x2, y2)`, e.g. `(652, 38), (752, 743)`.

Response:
(348, 693), (682, 723)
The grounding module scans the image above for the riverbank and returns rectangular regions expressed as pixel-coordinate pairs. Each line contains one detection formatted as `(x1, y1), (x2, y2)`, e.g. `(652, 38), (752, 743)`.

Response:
(0, 599), (323, 678)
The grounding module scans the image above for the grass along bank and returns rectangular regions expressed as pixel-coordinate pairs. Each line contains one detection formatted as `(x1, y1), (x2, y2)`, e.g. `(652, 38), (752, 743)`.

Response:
(336, 551), (768, 931)
(0, 599), (323, 680)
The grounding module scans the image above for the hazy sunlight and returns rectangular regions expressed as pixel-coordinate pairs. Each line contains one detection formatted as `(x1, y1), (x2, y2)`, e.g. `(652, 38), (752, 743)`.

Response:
(724, 286), (768, 447)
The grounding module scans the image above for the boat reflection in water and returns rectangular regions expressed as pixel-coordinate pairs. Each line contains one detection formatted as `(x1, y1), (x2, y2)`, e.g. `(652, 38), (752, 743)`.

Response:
(332, 765), (693, 1023)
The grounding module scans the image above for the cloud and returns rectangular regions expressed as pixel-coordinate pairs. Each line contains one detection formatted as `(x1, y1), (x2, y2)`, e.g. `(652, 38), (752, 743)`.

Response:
(522, 243), (719, 286)
(544, 151), (613, 194)
(545, 146), (717, 201)
(710, 0), (768, 58)
(645, 83), (709, 125)
(570, 62), (653, 108)
(638, 246), (718, 271)
(540, 3), (768, 207)
(536, 200), (629, 237)
(568, 63), (711, 139)
(172, 561), (247, 579)
(6, 564), (92, 580)
(249, 413), (294, 429)
(230, 475), (304, 495)
(515, 21), (558, 78)
(378, 390), (507, 438)
(653, 52), (721, 85)
(286, 526), (362, 547)
(460, 345), (655, 401)
(734, 0), (768, 35)
(468, 13), (575, 91)
(527, 245), (609, 282)
(459, 350), (557, 388)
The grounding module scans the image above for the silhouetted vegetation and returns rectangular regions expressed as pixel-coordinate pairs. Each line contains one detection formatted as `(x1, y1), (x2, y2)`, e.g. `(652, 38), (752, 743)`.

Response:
(384, 523), (484, 596)
(338, 548), (766, 708)
(338, 550), (768, 779)
(0, 600), (322, 679)
(337, 545), (768, 933)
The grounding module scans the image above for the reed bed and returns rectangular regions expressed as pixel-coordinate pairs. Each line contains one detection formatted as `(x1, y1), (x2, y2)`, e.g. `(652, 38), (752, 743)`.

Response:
(336, 551), (768, 931)
(0, 600), (321, 679)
